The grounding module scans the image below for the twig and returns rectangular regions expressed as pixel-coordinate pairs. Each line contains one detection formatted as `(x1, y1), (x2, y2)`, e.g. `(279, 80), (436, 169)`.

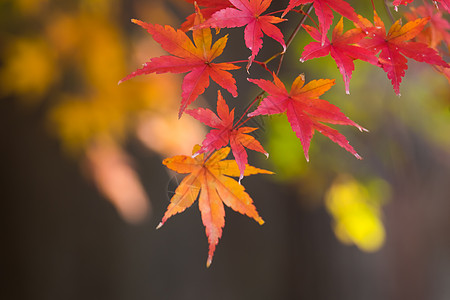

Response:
(276, 3), (314, 76)
(384, 0), (395, 24)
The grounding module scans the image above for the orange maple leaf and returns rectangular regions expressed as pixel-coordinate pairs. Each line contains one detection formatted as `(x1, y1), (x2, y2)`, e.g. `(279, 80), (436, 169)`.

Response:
(119, 6), (240, 117)
(159, 145), (273, 267)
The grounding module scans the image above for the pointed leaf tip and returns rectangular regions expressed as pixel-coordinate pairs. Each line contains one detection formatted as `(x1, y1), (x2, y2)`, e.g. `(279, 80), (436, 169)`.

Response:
(156, 222), (164, 229)
(206, 255), (213, 268)
(359, 126), (369, 132)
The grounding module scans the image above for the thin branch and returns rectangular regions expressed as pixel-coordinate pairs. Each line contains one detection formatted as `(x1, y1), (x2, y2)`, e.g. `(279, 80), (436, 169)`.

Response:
(275, 3), (314, 76)
(384, 0), (395, 24)
(231, 4), (314, 131)
(232, 90), (266, 130)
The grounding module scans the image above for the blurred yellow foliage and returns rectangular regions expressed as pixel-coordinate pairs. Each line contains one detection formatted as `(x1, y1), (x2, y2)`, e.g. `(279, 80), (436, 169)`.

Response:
(76, 17), (126, 88)
(50, 94), (128, 152)
(0, 0), (206, 222)
(10, 0), (50, 15)
(47, 10), (203, 153)
(325, 176), (390, 252)
(0, 38), (57, 103)
(48, 15), (130, 152)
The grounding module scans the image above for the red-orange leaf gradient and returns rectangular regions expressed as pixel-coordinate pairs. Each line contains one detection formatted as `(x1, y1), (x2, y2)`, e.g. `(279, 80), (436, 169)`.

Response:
(186, 90), (268, 182)
(248, 73), (366, 161)
(197, 0), (286, 70)
(159, 145), (273, 267)
(357, 11), (449, 95)
(300, 17), (379, 94)
(119, 9), (240, 117)
(181, 0), (232, 31)
(282, 0), (360, 46)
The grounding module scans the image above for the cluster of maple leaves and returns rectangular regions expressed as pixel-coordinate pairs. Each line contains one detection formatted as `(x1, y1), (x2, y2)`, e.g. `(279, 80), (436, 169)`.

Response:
(120, 0), (450, 267)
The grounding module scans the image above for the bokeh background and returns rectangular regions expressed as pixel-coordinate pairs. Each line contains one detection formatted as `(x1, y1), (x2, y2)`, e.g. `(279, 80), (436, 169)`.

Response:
(1, 0), (450, 299)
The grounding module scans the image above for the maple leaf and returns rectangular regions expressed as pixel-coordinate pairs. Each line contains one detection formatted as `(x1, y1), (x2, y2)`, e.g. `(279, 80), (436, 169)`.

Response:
(405, 2), (450, 51)
(196, 0), (286, 70)
(186, 90), (268, 182)
(394, 0), (450, 12)
(119, 8), (240, 117)
(181, 0), (232, 31)
(300, 17), (379, 94)
(159, 145), (273, 267)
(281, 0), (360, 46)
(393, 0), (414, 8)
(357, 11), (449, 95)
(248, 73), (365, 161)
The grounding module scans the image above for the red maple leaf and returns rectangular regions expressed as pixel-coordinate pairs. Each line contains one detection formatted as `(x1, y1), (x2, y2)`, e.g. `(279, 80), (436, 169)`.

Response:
(405, 2), (450, 51)
(119, 9), (240, 117)
(282, 0), (360, 46)
(186, 90), (268, 181)
(181, 0), (232, 31)
(300, 17), (379, 94)
(357, 11), (449, 95)
(197, 0), (286, 70)
(248, 73), (365, 161)
(393, 0), (414, 8)
(391, 0), (450, 12)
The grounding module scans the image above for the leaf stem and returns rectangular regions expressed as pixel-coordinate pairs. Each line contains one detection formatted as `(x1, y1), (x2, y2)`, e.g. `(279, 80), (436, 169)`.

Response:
(383, 0), (395, 24)
(275, 4), (314, 76)
(227, 60), (272, 72)
(228, 59), (252, 64)
(263, 52), (283, 65)
(231, 4), (314, 132)
(265, 9), (287, 16)
(232, 90), (266, 130)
